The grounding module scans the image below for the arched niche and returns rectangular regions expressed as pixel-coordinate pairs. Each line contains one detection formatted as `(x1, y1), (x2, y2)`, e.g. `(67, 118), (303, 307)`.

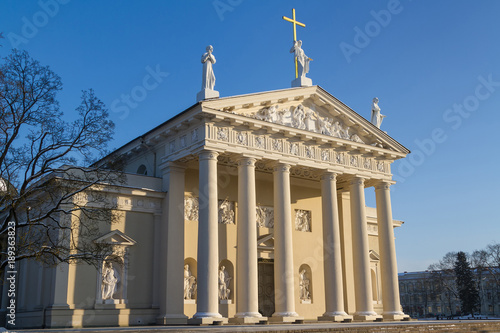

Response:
(136, 164), (148, 175)
(298, 264), (312, 304)
(218, 259), (234, 303)
(184, 258), (197, 302)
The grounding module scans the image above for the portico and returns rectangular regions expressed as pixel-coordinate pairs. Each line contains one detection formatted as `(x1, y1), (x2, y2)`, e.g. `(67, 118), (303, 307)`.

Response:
(154, 84), (410, 323)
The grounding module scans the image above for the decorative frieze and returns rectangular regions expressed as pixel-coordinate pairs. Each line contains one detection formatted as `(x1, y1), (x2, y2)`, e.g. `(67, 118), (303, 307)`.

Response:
(217, 127), (229, 141)
(305, 145), (314, 159)
(191, 128), (199, 142)
(321, 149), (330, 161)
(256, 205), (274, 228)
(184, 196), (199, 221)
(236, 132), (247, 145)
(255, 136), (265, 149)
(272, 138), (283, 152)
(295, 209), (311, 232)
(218, 199), (235, 225)
(185, 196), (235, 224)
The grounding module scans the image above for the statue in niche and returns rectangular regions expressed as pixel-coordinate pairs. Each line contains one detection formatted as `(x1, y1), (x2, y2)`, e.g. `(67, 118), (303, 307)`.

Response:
(292, 105), (306, 129)
(218, 198), (235, 224)
(295, 209), (311, 232)
(289, 40), (312, 78)
(218, 266), (232, 300)
(184, 264), (197, 300)
(371, 97), (386, 129)
(201, 45), (216, 90)
(299, 269), (311, 301)
(102, 261), (119, 300)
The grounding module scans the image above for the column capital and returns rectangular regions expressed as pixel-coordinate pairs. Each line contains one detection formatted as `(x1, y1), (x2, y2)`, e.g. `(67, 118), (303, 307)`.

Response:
(349, 176), (367, 186)
(237, 156), (256, 167)
(321, 172), (338, 181)
(198, 150), (219, 161)
(374, 180), (396, 191)
(272, 162), (291, 173)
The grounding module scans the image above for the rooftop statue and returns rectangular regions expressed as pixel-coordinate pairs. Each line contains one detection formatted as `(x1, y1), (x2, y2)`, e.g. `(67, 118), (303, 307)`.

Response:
(201, 45), (216, 90)
(290, 40), (311, 78)
(370, 97), (386, 129)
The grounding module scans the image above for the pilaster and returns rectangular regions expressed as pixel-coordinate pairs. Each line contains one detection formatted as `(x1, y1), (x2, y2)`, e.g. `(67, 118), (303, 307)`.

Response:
(157, 162), (188, 325)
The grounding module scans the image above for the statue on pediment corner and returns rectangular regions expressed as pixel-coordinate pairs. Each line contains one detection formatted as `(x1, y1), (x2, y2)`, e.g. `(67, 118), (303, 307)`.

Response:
(371, 97), (386, 129)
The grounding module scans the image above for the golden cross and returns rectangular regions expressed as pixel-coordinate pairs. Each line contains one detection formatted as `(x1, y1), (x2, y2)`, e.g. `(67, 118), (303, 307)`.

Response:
(282, 8), (306, 79)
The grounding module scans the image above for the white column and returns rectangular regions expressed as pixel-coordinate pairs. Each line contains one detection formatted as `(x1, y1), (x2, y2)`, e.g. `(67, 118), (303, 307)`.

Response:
(191, 150), (227, 324)
(375, 181), (408, 320)
(318, 172), (352, 322)
(350, 177), (381, 321)
(233, 157), (265, 323)
(157, 163), (187, 324)
(270, 163), (301, 323)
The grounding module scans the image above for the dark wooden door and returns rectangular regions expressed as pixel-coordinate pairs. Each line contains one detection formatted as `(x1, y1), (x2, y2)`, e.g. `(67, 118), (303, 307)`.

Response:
(258, 261), (275, 317)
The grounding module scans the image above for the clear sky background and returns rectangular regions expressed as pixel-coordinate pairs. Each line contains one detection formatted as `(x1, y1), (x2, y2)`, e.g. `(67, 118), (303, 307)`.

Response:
(1, 0), (499, 273)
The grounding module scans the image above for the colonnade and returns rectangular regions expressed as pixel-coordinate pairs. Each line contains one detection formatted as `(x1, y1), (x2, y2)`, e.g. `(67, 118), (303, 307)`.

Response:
(157, 150), (406, 324)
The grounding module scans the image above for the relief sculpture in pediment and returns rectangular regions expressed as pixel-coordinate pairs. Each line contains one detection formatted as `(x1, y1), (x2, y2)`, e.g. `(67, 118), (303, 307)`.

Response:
(240, 104), (366, 145)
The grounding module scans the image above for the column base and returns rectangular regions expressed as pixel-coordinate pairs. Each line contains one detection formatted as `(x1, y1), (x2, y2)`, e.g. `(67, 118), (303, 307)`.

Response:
(269, 313), (303, 323)
(156, 314), (188, 325)
(230, 315), (268, 324)
(383, 312), (411, 321)
(187, 316), (228, 325)
(318, 312), (353, 322)
(353, 312), (383, 322)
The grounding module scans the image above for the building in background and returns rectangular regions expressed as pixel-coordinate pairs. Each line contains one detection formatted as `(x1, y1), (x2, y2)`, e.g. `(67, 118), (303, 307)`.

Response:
(399, 270), (500, 318)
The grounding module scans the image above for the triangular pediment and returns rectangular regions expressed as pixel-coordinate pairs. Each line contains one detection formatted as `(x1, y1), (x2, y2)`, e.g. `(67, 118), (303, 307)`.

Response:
(94, 229), (136, 246)
(257, 233), (274, 251)
(201, 86), (409, 155)
(369, 250), (380, 261)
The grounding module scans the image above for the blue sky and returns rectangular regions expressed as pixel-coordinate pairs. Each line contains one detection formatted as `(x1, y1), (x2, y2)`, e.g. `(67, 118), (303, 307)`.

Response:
(1, 0), (499, 272)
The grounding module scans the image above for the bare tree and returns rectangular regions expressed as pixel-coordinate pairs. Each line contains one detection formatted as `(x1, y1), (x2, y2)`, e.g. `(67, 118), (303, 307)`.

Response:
(428, 251), (459, 316)
(0, 49), (123, 270)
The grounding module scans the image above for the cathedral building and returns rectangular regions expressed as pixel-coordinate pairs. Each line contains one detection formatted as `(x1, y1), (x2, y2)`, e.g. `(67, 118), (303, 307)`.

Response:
(9, 43), (410, 328)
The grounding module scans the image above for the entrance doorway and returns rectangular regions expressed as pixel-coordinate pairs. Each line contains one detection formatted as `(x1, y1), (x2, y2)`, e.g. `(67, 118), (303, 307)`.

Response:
(258, 259), (275, 317)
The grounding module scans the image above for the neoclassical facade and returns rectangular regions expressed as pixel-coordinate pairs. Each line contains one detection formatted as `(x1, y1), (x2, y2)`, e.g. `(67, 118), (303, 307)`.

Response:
(11, 85), (410, 327)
